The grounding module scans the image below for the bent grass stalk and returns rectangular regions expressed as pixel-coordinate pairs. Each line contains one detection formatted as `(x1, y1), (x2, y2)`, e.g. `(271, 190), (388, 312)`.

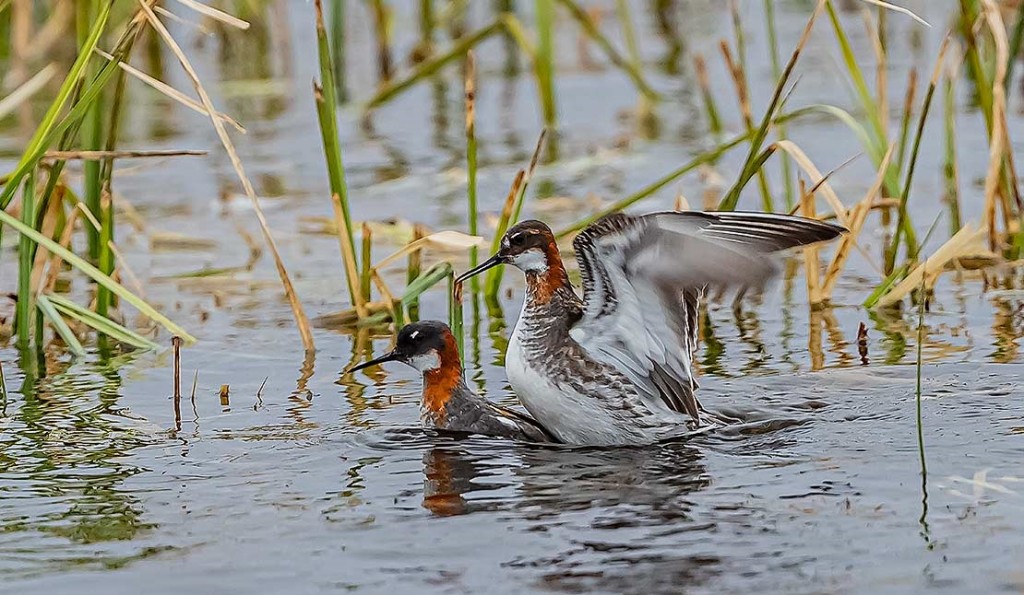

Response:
(885, 37), (949, 274)
(137, 0), (314, 351)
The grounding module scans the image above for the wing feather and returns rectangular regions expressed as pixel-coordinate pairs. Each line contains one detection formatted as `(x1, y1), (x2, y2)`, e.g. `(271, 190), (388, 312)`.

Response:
(570, 210), (844, 421)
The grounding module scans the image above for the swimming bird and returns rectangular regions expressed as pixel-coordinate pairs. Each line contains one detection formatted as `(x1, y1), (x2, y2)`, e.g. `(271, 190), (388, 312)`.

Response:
(456, 211), (844, 446)
(346, 320), (555, 443)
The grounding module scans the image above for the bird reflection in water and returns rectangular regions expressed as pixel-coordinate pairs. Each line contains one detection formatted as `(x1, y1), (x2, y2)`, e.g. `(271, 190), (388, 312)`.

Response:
(421, 444), (487, 516)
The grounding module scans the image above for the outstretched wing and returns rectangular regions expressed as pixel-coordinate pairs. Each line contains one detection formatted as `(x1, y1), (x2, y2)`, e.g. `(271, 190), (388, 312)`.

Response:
(569, 210), (844, 421)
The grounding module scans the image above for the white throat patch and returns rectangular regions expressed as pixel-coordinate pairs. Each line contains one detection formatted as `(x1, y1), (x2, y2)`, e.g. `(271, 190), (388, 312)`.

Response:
(407, 350), (441, 373)
(510, 248), (548, 273)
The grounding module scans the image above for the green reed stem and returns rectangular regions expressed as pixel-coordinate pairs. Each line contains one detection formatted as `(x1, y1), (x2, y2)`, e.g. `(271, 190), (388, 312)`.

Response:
(313, 0), (357, 306)
(96, 36), (134, 320)
(765, 0), (795, 209)
(914, 271), (928, 481)
(329, 0), (347, 101)
(465, 52), (479, 270)
(895, 69), (917, 176)
(958, 0), (993, 125)
(79, 0), (103, 263)
(886, 44), (946, 274)
(406, 226), (424, 321)
(314, 2), (353, 251)
(942, 73), (962, 235)
(16, 169), (36, 349)
(449, 271), (464, 361)
(535, 0), (557, 129)
(824, 0), (887, 155)
(360, 224), (372, 303)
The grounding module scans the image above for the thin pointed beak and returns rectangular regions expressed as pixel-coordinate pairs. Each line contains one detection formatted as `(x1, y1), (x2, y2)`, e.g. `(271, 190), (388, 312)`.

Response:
(345, 350), (399, 374)
(455, 253), (504, 284)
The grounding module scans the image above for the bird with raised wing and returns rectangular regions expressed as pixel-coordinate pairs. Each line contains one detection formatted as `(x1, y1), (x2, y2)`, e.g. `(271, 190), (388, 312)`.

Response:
(456, 211), (845, 446)
(346, 320), (555, 443)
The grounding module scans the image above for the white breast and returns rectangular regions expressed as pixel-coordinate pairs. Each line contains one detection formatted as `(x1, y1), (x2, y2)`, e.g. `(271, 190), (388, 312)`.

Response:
(506, 318), (656, 446)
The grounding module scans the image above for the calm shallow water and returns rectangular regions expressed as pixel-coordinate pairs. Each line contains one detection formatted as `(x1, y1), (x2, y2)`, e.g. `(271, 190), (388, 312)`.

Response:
(1, 1), (1023, 593)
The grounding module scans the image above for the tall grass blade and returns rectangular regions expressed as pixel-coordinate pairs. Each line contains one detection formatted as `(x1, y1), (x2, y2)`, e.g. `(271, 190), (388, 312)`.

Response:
(465, 50), (479, 271)
(46, 293), (159, 350)
(329, 0), (347, 101)
(535, 0), (557, 129)
(314, 0), (354, 259)
(138, 0), (313, 351)
(885, 37), (949, 274)
(942, 68), (962, 235)
(35, 294), (86, 357)
(15, 170), (36, 348)
(79, 0), (103, 263)
(719, 0), (824, 211)
(765, 0), (795, 208)
(449, 271), (464, 361)
(97, 37), (135, 319)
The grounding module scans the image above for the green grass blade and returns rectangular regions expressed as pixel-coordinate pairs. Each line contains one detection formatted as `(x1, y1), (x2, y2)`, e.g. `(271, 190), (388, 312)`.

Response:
(46, 293), (159, 350)
(863, 263), (909, 308)
(559, 131), (750, 237)
(535, 0), (557, 128)
(402, 262), (453, 305)
(36, 295), (87, 357)
(314, 0), (353, 253)
(0, 207), (195, 343)
(449, 271), (464, 362)
(886, 40), (948, 273)
(15, 170), (37, 348)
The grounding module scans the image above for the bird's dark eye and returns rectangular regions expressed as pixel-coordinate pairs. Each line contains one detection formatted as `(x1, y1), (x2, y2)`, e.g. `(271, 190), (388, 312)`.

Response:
(510, 233), (526, 247)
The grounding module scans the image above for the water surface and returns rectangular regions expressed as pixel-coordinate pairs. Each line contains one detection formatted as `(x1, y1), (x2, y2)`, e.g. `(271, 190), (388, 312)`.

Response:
(1, 2), (1022, 593)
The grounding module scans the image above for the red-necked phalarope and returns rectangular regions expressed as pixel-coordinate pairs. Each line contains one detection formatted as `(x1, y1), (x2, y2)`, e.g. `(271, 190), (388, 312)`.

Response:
(347, 320), (555, 442)
(456, 211), (845, 446)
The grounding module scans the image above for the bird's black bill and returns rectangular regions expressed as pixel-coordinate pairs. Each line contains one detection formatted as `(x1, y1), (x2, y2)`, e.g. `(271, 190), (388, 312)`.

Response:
(454, 253), (503, 284)
(345, 351), (398, 374)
